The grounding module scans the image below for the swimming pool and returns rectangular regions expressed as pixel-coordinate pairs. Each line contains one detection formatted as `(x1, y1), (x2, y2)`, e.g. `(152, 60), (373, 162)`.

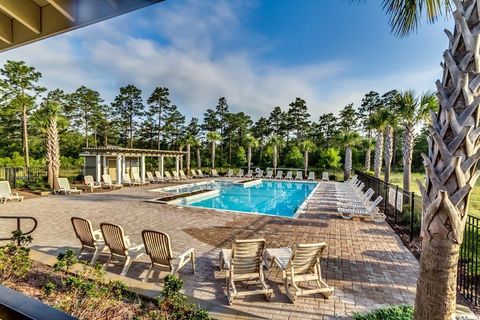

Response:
(157, 180), (318, 218)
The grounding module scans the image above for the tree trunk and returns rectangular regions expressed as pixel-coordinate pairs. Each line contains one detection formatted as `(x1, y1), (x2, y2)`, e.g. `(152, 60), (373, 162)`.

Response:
(157, 108), (162, 150)
(273, 145), (277, 174)
(186, 144), (191, 175)
(391, 129), (397, 171)
(47, 115), (60, 189)
(414, 2), (480, 319)
(248, 146), (252, 171)
(344, 146), (352, 181)
(384, 125), (393, 182)
(85, 114), (89, 148)
(179, 146), (183, 170)
(373, 131), (383, 178)
(22, 104), (30, 168)
(197, 148), (201, 169)
(304, 150), (308, 176)
(228, 137), (232, 166)
(365, 148), (371, 172)
(211, 141), (215, 170)
(402, 124), (414, 194)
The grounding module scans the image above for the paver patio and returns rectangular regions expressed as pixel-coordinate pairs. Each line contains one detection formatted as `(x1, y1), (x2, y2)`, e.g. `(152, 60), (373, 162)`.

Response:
(0, 180), (418, 319)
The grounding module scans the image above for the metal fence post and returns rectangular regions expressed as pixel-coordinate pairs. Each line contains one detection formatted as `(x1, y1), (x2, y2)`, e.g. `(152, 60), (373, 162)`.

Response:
(384, 182), (388, 214)
(410, 192), (415, 243)
(394, 185), (398, 224)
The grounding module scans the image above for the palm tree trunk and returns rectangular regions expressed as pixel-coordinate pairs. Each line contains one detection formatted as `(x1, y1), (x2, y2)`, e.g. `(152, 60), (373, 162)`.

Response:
(179, 146), (183, 170)
(211, 141), (215, 170)
(197, 148), (201, 169)
(248, 146), (252, 171)
(365, 148), (371, 171)
(304, 150), (308, 176)
(273, 144), (277, 174)
(374, 131), (383, 178)
(384, 125), (393, 182)
(186, 144), (191, 175)
(414, 2), (480, 319)
(344, 146), (352, 181)
(402, 124), (414, 194)
(22, 104), (30, 168)
(47, 115), (60, 189)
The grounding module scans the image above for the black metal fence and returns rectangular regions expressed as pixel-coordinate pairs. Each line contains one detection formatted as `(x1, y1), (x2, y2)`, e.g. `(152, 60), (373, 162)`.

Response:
(354, 170), (480, 307)
(0, 167), (47, 188)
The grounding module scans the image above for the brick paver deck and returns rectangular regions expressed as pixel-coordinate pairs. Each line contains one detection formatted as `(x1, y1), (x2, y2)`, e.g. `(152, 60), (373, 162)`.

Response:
(0, 180), (418, 319)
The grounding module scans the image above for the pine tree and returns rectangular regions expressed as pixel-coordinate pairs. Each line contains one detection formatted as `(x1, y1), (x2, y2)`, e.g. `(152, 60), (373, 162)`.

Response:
(147, 87), (170, 149)
(111, 85), (144, 148)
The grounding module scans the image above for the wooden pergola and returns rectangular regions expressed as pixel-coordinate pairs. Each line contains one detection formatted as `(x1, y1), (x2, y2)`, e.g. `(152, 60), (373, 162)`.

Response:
(81, 146), (186, 184)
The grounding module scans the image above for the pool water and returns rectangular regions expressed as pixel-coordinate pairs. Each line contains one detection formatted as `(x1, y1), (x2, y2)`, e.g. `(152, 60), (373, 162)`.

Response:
(186, 181), (317, 217)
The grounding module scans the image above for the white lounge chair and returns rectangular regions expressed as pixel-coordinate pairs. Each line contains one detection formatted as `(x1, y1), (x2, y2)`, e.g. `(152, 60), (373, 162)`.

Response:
(236, 169), (244, 178)
(0, 181), (24, 204)
(307, 172), (315, 181)
(244, 170), (253, 178)
(190, 169), (199, 178)
(84, 175), (102, 192)
(226, 169), (234, 177)
(337, 188), (375, 207)
(123, 173), (141, 186)
(338, 196), (385, 222)
(179, 170), (189, 180)
(322, 172), (329, 181)
(212, 169), (220, 177)
(266, 243), (333, 303)
(265, 170), (273, 179)
(275, 170), (283, 179)
(171, 171), (181, 181)
(102, 174), (122, 190)
(197, 169), (205, 178)
(155, 171), (166, 182)
(295, 171), (303, 180)
(132, 172), (149, 185)
(100, 223), (145, 276)
(146, 171), (159, 183)
(142, 230), (195, 282)
(71, 217), (105, 265)
(220, 239), (273, 305)
(285, 171), (293, 180)
(57, 178), (82, 195)
(165, 171), (175, 181)
(255, 170), (264, 178)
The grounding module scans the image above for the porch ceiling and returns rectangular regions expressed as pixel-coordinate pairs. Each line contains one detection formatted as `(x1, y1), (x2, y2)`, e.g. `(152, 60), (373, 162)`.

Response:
(83, 146), (186, 157)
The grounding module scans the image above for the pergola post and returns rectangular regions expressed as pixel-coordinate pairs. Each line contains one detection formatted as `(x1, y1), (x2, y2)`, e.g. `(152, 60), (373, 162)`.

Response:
(159, 156), (164, 178)
(102, 155), (107, 175)
(122, 155), (126, 178)
(140, 155), (145, 183)
(116, 155), (122, 183)
(175, 156), (179, 173)
(95, 155), (101, 182)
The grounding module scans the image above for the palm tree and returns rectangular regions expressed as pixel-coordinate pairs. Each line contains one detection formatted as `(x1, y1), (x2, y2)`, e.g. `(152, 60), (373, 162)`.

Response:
(394, 90), (437, 193)
(245, 134), (259, 172)
(361, 138), (375, 172)
(183, 134), (199, 175)
(206, 131), (221, 171)
(300, 140), (316, 176)
(383, 110), (397, 183)
(268, 135), (284, 175)
(337, 131), (360, 181)
(382, 1), (479, 318)
(368, 110), (389, 178)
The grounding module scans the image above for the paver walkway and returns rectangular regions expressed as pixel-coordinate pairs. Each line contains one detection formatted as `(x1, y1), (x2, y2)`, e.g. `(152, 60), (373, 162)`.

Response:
(0, 180), (418, 319)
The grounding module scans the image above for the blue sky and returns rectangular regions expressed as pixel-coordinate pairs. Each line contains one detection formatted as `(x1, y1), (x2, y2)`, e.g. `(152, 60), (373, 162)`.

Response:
(0, 0), (451, 121)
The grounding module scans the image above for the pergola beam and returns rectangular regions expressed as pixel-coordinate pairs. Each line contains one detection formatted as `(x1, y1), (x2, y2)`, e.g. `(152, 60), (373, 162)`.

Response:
(46, 0), (76, 22)
(0, 0), (41, 34)
(0, 12), (12, 44)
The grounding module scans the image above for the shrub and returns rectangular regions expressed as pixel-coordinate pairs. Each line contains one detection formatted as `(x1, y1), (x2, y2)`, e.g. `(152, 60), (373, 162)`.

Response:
(352, 305), (413, 320)
(318, 148), (341, 169)
(285, 146), (303, 168)
(0, 231), (32, 283)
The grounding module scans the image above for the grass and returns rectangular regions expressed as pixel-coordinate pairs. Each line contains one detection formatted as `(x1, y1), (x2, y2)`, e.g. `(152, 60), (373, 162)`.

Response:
(352, 305), (413, 320)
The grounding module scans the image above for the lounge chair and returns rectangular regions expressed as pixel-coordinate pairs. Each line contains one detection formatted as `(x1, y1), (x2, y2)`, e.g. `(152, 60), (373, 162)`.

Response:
(337, 188), (375, 207)
(84, 175), (102, 192)
(255, 170), (264, 178)
(71, 217), (105, 265)
(171, 171), (181, 181)
(132, 172), (149, 185)
(165, 171), (175, 181)
(236, 169), (244, 178)
(338, 196), (385, 222)
(212, 169), (220, 177)
(226, 169), (234, 177)
(284, 171), (293, 180)
(155, 171), (166, 182)
(57, 178), (82, 195)
(307, 172), (315, 181)
(102, 174), (122, 190)
(275, 170), (283, 179)
(0, 181), (24, 204)
(197, 169), (205, 178)
(179, 170), (189, 180)
(265, 170), (273, 179)
(190, 169), (198, 178)
(100, 223), (145, 276)
(146, 171), (159, 183)
(123, 173), (141, 186)
(265, 243), (333, 303)
(219, 239), (273, 305)
(295, 171), (303, 180)
(244, 170), (253, 178)
(322, 172), (329, 181)
(142, 230), (195, 282)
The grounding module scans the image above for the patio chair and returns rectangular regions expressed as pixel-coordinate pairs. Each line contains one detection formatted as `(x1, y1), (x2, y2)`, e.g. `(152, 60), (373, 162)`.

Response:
(255, 170), (264, 178)
(244, 170), (253, 178)
(265, 170), (273, 179)
(0, 181), (23, 204)
(337, 188), (375, 207)
(307, 172), (315, 181)
(219, 239), (273, 305)
(100, 223), (145, 276)
(102, 174), (122, 190)
(132, 172), (149, 185)
(57, 178), (82, 195)
(322, 172), (329, 181)
(212, 169), (220, 177)
(179, 170), (189, 180)
(236, 169), (244, 178)
(226, 169), (234, 177)
(146, 171), (159, 183)
(197, 169), (205, 178)
(295, 171), (303, 180)
(142, 230), (195, 282)
(285, 171), (293, 180)
(123, 173), (141, 186)
(71, 217), (105, 265)
(338, 196), (385, 222)
(84, 175), (102, 192)
(265, 242), (333, 304)
(165, 171), (175, 181)
(155, 171), (166, 182)
(190, 169), (199, 178)
(275, 170), (283, 179)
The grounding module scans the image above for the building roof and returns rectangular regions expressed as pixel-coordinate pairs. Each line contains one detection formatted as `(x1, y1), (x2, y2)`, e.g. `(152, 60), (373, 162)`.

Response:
(82, 146), (186, 157)
(0, 0), (164, 52)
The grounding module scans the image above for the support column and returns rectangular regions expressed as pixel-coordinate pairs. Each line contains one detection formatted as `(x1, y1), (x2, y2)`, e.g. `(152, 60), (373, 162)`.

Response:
(159, 156), (164, 178)
(95, 155), (101, 183)
(116, 155), (122, 183)
(175, 156), (179, 173)
(140, 155), (145, 183)
(122, 155), (126, 179)
(102, 155), (107, 175)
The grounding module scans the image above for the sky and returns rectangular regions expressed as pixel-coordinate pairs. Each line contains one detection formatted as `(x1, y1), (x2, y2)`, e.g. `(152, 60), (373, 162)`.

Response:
(0, 0), (452, 122)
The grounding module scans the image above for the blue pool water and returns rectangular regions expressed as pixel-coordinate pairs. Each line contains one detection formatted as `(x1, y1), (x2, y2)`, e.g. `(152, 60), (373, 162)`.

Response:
(186, 181), (317, 217)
